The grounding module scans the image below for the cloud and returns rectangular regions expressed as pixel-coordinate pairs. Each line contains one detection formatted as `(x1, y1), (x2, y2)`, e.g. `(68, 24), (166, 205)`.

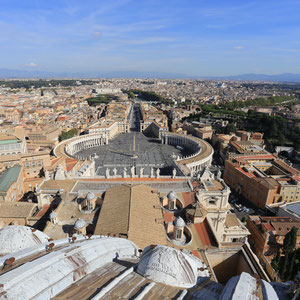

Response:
(25, 62), (38, 67)
(123, 37), (175, 45)
(92, 31), (102, 38)
(234, 46), (244, 50)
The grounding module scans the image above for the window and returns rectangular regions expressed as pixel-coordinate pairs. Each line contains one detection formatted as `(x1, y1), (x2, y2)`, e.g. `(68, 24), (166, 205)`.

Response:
(88, 201), (93, 210)
(176, 229), (182, 239)
(169, 201), (175, 210)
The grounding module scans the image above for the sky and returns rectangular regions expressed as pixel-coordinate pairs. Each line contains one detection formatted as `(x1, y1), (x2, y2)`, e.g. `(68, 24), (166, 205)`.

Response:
(0, 0), (300, 76)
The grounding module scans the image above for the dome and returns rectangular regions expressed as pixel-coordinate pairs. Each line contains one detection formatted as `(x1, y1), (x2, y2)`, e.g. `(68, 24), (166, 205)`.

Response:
(137, 245), (209, 288)
(0, 225), (49, 256)
(167, 191), (176, 201)
(74, 218), (86, 230)
(49, 211), (57, 219)
(86, 192), (95, 201)
(173, 216), (185, 228)
(220, 272), (279, 300)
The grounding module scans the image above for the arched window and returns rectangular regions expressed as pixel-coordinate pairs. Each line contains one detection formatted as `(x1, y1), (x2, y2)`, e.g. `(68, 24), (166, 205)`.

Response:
(176, 229), (182, 240)
(169, 200), (175, 210)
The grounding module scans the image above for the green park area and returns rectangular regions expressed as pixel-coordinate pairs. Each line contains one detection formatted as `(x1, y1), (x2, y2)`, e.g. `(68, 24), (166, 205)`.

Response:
(183, 96), (300, 151)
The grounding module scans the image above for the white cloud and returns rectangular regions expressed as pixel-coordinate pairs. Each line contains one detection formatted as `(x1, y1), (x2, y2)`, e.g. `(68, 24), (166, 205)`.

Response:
(92, 31), (102, 38)
(234, 46), (244, 50)
(25, 62), (38, 67)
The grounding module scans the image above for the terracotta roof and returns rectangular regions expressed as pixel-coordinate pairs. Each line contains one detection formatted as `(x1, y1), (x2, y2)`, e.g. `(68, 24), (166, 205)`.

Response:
(94, 184), (168, 249)
(271, 221), (300, 236)
(225, 214), (241, 228)
(0, 202), (37, 218)
(274, 160), (299, 176)
(253, 177), (278, 189)
(40, 179), (76, 192)
(186, 202), (207, 218)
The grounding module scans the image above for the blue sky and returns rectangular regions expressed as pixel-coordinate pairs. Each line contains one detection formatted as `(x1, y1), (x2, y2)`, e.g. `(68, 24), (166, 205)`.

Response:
(0, 0), (300, 76)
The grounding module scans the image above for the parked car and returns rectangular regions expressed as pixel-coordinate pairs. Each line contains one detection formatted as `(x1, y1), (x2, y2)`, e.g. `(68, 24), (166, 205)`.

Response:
(237, 205), (243, 212)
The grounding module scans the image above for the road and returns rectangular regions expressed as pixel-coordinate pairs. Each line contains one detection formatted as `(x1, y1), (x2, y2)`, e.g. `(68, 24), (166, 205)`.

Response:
(229, 191), (269, 221)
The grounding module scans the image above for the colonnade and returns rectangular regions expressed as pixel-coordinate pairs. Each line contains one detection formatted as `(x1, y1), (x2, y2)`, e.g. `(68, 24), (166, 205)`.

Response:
(161, 133), (213, 176)
(65, 134), (108, 157)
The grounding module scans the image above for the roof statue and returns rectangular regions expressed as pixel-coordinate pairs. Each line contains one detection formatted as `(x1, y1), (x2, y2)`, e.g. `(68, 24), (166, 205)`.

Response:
(156, 167), (160, 178)
(150, 167), (154, 178)
(44, 169), (50, 181)
(172, 167), (177, 178)
(139, 167), (144, 177)
(54, 164), (65, 180)
(131, 166), (135, 177)
(105, 167), (110, 178)
(200, 166), (213, 181)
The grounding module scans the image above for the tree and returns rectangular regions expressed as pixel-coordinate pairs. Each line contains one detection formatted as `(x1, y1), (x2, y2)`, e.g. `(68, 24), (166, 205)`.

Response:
(271, 250), (281, 271)
(279, 253), (289, 279)
(283, 226), (298, 255)
(225, 123), (236, 134)
(58, 128), (78, 142)
(128, 91), (135, 99)
(285, 250), (297, 281)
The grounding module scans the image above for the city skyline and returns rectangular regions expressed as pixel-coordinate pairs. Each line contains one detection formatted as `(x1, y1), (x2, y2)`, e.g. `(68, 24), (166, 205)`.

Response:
(1, 0), (300, 76)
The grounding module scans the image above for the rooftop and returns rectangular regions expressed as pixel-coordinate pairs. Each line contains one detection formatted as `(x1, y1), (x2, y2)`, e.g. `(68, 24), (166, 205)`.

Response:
(0, 165), (22, 192)
(94, 184), (169, 249)
(0, 202), (37, 219)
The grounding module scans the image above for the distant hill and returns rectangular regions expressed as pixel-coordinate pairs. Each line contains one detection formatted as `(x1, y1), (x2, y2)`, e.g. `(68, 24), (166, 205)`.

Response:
(0, 69), (186, 79)
(0, 68), (299, 82)
(202, 73), (300, 82)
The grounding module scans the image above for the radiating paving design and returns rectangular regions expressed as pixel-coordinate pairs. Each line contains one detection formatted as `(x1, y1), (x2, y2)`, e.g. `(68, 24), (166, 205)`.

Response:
(76, 132), (194, 176)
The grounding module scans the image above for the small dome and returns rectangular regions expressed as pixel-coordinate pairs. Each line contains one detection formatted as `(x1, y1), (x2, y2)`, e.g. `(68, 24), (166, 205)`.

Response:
(220, 272), (279, 300)
(0, 225), (49, 256)
(49, 211), (57, 219)
(167, 191), (176, 201)
(86, 192), (95, 201)
(137, 245), (209, 288)
(74, 218), (86, 230)
(173, 216), (185, 228)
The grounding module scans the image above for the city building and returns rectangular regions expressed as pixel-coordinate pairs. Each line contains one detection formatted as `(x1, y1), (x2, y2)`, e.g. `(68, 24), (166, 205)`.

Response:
(0, 131), (27, 156)
(224, 154), (300, 208)
(0, 165), (24, 202)
(247, 215), (300, 257)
